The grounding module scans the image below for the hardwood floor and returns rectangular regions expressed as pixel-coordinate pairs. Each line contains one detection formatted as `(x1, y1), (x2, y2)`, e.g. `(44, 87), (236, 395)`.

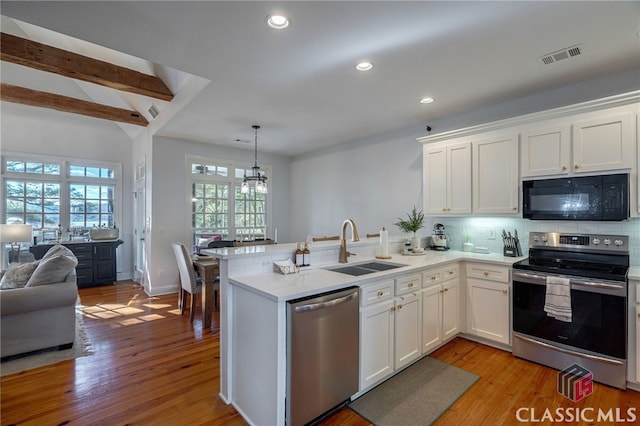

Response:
(2, 281), (638, 425)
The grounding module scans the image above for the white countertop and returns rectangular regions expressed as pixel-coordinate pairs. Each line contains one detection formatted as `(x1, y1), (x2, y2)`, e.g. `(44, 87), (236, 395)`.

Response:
(229, 251), (524, 302)
(629, 266), (640, 281)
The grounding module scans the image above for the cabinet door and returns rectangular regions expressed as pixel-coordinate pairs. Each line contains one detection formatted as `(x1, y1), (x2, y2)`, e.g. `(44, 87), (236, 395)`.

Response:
(572, 112), (634, 173)
(467, 278), (510, 345)
(394, 293), (421, 370)
(423, 144), (448, 214)
(94, 243), (116, 283)
(472, 134), (519, 214)
(360, 300), (395, 391)
(421, 284), (442, 354)
(447, 142), (472, 214)
(441, 279), (460, 341)
(520, 126), (571, 177)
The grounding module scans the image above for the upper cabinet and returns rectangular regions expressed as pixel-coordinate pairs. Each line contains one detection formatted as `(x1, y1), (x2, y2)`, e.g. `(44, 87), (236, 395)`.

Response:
(472, 134), (519, 214)
(572, 112), (634, 174)
(521, 112), (634, 178)
(423, 142), (471, 215)
(521, 126), (571, 177)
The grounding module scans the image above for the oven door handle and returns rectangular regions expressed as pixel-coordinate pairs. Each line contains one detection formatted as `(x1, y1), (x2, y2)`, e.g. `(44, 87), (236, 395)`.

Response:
(512, 271), (547, 283)
(514, 334), (625, 366)
(570, 280), (624, 291)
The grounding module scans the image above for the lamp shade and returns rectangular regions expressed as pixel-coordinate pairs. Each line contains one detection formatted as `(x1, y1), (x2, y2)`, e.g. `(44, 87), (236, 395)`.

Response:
(0, 224), (33, 243)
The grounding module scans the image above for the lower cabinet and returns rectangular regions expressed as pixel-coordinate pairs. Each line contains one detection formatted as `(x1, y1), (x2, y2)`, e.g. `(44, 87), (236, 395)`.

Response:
(466, 262), (511, 345)
(359, 274), (422, 392)
(636, 304), (640, 383)
(421, 264), (460, 354)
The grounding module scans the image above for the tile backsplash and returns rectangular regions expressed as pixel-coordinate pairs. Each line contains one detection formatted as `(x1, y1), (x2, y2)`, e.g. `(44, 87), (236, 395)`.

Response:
(426, 216), (640, 266)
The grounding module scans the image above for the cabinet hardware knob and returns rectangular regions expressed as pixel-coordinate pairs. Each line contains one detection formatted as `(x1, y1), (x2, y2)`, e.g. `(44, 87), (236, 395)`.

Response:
(574, 164), (579, 169)
(502, 288), (508, 294)
(562, 166), (567, 171)
(449, 271), (454, 275)
(377, 291), (383, 297)
(440, 289), (444, 293)
(444, 288), (449, 292)
(391, 306), (396, 312)
(408, 282), (414, 288)
(397, 304), (403, 309)
(431, 276), (436, 281)
(443, 208), (447, 212)
(512, 207), (517, 211)
(483, 271), (489, 276)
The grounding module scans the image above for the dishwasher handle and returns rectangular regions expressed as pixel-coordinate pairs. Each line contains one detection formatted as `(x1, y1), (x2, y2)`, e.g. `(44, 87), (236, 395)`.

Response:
(294, 291), (358, 313)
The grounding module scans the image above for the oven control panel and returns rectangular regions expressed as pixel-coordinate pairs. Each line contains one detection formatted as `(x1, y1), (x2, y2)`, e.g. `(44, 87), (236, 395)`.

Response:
(529, 232), (629, 253)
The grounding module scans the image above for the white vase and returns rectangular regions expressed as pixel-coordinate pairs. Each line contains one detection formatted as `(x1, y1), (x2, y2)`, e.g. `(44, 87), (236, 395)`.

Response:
(411, 237), (421, 250)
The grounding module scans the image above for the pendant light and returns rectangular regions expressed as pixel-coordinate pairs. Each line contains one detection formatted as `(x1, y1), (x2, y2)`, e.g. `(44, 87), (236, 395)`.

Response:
(241, 125), (268, 194)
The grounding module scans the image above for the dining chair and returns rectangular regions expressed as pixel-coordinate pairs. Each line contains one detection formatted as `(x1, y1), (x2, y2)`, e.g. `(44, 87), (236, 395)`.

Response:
(171, 242), (202, 322)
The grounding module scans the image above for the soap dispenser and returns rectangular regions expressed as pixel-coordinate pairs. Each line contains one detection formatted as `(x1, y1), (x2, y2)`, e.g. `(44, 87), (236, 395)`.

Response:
(302, 242), (311, 267)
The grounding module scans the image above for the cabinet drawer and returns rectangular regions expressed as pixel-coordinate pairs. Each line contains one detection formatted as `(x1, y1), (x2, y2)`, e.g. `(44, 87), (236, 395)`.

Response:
(441, 264), (459, 280)
(422, 269), (442, 287)
(361, 280), (394, 306)
(68, 244), (92, 253)
(636, 284), (640, 304)
(466, 263), (510, 283)
(395, 274), (421, 295)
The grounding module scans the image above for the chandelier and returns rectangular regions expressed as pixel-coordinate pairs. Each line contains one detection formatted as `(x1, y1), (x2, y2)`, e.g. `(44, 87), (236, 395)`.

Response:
(241, 125), (268, 194)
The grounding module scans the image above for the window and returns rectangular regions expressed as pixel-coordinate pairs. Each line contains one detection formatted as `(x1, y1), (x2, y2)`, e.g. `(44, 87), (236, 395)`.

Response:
(189, 156), (270, 244)
(2, 154), (121, 241)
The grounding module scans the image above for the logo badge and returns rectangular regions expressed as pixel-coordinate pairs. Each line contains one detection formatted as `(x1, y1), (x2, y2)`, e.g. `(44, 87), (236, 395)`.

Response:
(558, 363), (593, 402)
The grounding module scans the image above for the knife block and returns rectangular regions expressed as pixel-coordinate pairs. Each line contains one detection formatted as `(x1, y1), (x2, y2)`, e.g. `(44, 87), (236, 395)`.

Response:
(503, 246), (518, 257)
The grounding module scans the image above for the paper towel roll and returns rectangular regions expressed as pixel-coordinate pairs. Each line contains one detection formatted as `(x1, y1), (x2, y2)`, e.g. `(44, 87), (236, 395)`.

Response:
(379, 227), (389, 257)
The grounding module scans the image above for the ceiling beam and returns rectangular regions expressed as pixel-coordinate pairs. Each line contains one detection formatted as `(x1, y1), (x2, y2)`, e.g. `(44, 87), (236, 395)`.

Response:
(1, 83), (149, 126)
(1, 32), (174, 101)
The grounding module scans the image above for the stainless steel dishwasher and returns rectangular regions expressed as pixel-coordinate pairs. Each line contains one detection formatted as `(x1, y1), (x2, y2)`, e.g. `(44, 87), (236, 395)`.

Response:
(286, 286), (359, 426)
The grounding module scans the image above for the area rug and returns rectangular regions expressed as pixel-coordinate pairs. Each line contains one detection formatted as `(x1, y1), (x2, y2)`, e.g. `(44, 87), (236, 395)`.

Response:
(1, 301), (93, 376)
(349, 357), (479, 426)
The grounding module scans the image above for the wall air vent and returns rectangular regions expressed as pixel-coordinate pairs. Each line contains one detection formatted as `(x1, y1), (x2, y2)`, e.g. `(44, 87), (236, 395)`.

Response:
(541, 44), (583, 65)
(148, 104), (160, 119)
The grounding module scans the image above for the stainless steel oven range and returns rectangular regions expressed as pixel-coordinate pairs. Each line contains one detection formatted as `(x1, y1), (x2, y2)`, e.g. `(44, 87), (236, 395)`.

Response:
(512, 232), (629, 389)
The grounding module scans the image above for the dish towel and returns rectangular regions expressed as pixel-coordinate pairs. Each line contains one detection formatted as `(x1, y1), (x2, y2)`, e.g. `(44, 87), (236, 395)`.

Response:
(544, 276), (572, 322)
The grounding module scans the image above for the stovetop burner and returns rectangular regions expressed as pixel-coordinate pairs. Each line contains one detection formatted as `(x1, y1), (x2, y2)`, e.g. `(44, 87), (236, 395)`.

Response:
(513, 257), (628, 281)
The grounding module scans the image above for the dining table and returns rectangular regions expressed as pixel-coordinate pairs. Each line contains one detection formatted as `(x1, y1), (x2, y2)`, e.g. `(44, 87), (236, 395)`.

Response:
(192, 257), (219, 328)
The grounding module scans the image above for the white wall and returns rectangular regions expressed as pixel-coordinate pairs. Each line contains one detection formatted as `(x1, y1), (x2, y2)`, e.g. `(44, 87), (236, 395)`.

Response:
(289, 68), (640, 243)
(146, 135), (291, 295)
(0, 104), (135, 278)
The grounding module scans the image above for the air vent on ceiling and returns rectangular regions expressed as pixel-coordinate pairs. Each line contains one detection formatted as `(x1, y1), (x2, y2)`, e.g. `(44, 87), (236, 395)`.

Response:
(148, 104), (160, 119)
(541, 44), (583, 65)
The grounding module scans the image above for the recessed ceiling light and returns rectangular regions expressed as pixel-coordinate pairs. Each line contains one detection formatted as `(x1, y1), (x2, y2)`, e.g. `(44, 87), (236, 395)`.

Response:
(267, 14), (290, 30)
(355, 62), (373, 71)
(420, 97), (435, 104)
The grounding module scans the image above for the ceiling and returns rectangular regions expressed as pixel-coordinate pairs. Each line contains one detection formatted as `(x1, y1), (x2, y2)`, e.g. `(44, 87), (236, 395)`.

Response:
(1, 1), (639, 156)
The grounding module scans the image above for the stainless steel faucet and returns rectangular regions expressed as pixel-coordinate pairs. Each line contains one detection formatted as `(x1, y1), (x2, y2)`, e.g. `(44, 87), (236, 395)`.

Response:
(339, 219), (360, 263)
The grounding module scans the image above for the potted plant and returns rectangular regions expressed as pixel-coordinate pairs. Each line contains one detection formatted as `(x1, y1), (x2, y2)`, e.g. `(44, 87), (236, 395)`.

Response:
(394, 206), (425, 250)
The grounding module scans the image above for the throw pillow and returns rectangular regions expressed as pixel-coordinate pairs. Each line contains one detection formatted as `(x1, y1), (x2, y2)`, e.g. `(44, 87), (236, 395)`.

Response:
(42, 243), (70, 260)
(0, 261), (39, 289)
(26, 245), (78, 287)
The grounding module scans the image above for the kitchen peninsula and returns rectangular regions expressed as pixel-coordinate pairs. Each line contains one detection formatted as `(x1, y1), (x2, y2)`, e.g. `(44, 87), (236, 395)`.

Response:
(203, 239), (524, 426)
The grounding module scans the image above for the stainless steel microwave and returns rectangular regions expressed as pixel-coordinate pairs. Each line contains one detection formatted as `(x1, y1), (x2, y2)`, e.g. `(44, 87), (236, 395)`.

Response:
(522, 173), (629, 221)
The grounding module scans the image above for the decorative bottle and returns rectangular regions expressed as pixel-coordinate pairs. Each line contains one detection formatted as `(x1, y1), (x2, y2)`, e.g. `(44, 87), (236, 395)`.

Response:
(302, 242), (311, 267)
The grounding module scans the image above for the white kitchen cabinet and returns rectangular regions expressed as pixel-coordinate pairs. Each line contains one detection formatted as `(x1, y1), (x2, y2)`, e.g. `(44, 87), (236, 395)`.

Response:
(394, 292), (422, 370)
(466, 263), (510, 345)
(472, 134), (519, 214)
(421, 264), (460, 354)
(572, 112), (634, 174)
(520, 125), (571, 177)
(423, 141), (471, 214)
(359, 275), (422, 391)
(359, 298), (395, 391)
(636, 304), (640, 383)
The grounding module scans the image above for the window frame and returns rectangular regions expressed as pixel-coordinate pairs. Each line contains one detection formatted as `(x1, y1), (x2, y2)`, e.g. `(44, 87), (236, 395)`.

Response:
(1, 152), (122, 235)
(186, 154), (272, 244)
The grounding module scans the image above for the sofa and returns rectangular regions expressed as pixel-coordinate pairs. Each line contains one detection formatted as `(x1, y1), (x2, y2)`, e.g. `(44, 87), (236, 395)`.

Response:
(0, 244), (79, 359)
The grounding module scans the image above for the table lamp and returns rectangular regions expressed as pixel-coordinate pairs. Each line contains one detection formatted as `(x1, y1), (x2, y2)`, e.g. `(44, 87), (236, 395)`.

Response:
(0, 224), (33, 264)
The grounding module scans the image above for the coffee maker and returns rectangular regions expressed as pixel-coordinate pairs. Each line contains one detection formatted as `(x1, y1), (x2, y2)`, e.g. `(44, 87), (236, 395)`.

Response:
(429, 223), (450, 250)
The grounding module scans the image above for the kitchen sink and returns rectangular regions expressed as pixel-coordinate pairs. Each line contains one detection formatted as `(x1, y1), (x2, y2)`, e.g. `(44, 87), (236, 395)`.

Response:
(324, 261), (407, 276)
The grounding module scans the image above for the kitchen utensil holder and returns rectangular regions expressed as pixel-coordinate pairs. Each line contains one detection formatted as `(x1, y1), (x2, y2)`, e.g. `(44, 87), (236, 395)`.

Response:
(503, 247), (518, 257)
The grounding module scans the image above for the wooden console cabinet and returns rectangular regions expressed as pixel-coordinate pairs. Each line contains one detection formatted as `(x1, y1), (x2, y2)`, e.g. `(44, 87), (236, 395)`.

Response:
(30, 240), (122, 288)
